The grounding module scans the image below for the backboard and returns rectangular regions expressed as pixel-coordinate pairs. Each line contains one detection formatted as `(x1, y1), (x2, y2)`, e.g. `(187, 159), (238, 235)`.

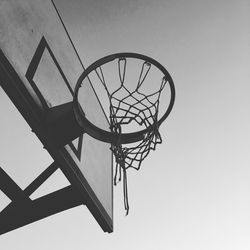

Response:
(0, 0), (113, 232)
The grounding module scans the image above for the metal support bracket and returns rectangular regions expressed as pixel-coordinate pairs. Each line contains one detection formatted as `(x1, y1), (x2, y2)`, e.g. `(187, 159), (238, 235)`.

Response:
(0, 163), (84, 235)
(44, 102), (85, 147)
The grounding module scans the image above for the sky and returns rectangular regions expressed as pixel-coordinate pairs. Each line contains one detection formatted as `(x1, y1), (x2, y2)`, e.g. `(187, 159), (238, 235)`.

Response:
(1, 0), (250, 249)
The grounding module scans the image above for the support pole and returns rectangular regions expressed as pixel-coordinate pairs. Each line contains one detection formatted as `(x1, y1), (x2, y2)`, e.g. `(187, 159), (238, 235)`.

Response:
(0, 167), (31, 203)
(0, 164), (85, 235)
(24, 162), (58, 196)
(0, 185), (83, 235)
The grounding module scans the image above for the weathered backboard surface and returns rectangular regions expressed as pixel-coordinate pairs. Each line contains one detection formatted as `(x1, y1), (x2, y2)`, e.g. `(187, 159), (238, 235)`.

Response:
(0, 0), (113, 232)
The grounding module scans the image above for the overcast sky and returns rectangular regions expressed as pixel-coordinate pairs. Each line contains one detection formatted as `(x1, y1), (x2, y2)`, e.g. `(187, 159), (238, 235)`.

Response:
(1, 0), (250, 249)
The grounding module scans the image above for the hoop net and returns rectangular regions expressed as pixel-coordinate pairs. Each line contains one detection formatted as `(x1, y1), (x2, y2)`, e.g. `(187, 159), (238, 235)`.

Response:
(94, 58), (168, 214)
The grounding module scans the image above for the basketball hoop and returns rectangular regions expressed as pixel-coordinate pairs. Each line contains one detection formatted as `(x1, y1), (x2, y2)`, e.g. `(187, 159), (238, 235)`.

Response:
(73, 53), (175, 214)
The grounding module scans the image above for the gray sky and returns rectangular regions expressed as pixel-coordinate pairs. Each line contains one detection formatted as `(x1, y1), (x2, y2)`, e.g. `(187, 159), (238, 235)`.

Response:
(1, 0), (250, 249)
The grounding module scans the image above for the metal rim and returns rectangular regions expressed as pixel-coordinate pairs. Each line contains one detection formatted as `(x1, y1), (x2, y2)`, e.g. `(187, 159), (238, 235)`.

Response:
(73, 52), (175, 144)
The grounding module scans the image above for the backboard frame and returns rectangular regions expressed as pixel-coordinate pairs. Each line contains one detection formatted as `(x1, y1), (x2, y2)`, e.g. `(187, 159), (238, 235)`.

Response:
(0, 0), (113, 233)
(0, 49), (113, 232)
